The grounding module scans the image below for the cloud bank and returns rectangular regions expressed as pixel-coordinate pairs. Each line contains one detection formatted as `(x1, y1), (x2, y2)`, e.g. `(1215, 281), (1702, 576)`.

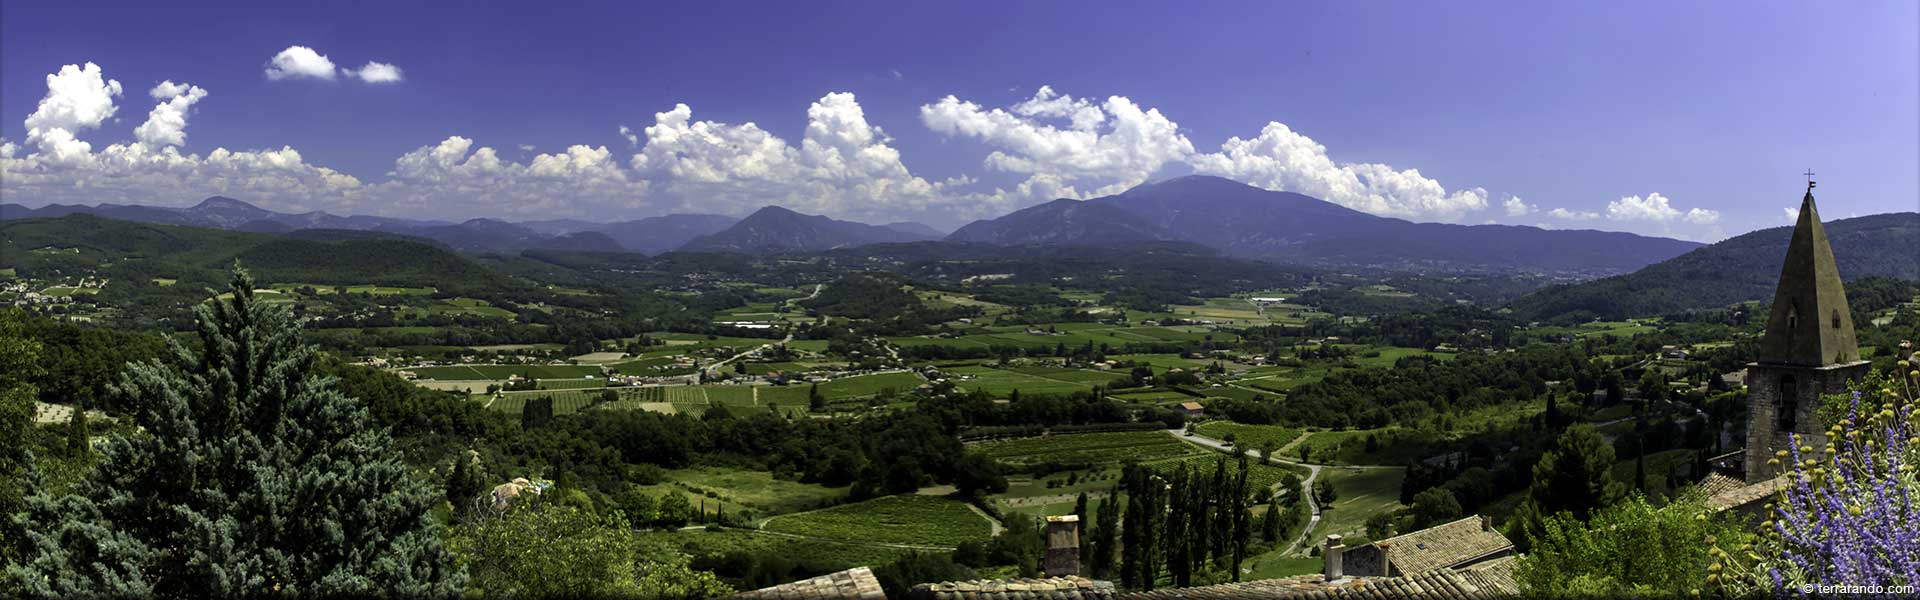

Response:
(0, 65), (1730, 239)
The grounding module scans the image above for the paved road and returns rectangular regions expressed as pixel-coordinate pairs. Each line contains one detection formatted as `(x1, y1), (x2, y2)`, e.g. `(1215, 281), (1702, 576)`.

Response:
(1168, 428), (1398, 556)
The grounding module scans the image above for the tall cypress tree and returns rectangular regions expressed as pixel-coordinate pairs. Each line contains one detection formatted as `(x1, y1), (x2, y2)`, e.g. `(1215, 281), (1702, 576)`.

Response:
(1090, 485), (1119, 580)
(5, 268), (464, 598)
(1230, 456), (1252, 582)
(1209, 458), (1230, 562)
(1163, 466), (1190, 587)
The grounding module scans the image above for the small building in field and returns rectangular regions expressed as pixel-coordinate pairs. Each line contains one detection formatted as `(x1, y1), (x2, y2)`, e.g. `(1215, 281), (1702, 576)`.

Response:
(1177, 401), (1205, 419)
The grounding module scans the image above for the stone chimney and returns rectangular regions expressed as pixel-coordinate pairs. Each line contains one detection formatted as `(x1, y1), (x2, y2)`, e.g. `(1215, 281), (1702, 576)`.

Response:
(1378, 542), (1395, 577)
(1479, 514), (1492, 532)
(1044, 515), (1081, 577)
(1322, 534), (1345, 580)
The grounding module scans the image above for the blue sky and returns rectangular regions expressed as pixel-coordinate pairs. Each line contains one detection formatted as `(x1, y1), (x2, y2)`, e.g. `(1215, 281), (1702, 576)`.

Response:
(3, 1), (1914, 240)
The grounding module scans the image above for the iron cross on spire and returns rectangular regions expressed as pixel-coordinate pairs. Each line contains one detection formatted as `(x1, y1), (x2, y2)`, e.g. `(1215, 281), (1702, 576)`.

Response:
(1804, 169), (1816, 191)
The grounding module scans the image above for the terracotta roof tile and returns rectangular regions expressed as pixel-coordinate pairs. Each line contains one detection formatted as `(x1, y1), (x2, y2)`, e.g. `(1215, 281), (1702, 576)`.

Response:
(735, 566), (886, 600)
(1369, 516), (1514, 575)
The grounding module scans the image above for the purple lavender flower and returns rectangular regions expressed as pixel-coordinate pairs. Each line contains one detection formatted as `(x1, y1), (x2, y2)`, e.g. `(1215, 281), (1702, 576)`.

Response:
(1768, 388), (1919, 591)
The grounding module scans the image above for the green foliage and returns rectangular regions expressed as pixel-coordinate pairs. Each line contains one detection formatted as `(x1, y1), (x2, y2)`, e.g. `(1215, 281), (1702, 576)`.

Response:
(1516, 494), (1748, 597)
(1510, 213), (1920, 322)
(1528, 424), (1625, 522)
(4, 268), (463, 598)
(452, 503), (732, 598)
(1409, 487), (1462, 530)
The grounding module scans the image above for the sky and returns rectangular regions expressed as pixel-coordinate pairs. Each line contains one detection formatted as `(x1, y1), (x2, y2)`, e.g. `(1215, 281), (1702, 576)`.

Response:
(2, 1), (1915, 240)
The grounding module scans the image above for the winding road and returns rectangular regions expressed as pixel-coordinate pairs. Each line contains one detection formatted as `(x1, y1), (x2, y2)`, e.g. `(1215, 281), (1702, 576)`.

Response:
(1167, 427), (1399, 557)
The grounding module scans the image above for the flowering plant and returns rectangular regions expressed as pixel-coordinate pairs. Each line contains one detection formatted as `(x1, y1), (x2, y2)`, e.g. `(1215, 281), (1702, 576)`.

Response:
(1712, 350), (1920, 595)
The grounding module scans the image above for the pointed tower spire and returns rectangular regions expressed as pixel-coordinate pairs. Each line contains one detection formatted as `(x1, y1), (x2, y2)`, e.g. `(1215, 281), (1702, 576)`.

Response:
(1756, 186), (1859, 366)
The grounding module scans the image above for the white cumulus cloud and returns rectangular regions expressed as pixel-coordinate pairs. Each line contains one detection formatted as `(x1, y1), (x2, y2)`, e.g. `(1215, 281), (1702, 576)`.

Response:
(1548, 207), (1600, 221)
(23, 62), (123, 163)
(350, 61), (404, 83)
(921, 86), (1194, 201)
(1189, 121), (1489, 221)
(1503, 195), (1535, 217)
(1604, 192), (1718, 224)
(133, 81), (208, 148)
(265, 46), (338, 81)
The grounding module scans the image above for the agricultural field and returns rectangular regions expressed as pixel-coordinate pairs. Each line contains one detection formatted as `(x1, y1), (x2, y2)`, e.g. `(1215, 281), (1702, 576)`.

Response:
(1143, 451), (1308, 495)
(406, 364), (603, 381)
(668, 467), (850, 516)
(638, 528), (916, 576)
(760, 495), (993, 547)
(534, 378), (607, 390)
(1193, 422), (1305, 453)
(945, 365), (1097, 396)
(1290, 428), (1440, 466)
(1310, 466), (1409, 543)
(271, 283), (435, 296)
(972, 431), (1204, 467)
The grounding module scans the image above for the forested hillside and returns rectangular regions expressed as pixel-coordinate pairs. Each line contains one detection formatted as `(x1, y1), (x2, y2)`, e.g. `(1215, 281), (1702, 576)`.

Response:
(1510, 212), (1920, 321)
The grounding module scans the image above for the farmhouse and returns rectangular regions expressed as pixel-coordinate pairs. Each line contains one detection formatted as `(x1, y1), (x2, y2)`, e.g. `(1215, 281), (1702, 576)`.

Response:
(1176, 401), (1205, 419)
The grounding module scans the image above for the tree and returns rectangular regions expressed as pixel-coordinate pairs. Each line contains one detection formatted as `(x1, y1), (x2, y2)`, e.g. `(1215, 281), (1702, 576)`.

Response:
(808, 383), (825, 412)
(1516, 494), (1747, 597)
(0, 309), (44, 551)
(523, 396), (555, 429)
(62, 404), (87, 459)
(1313, 477), (1337, 504)
(1528, 424), (1624, 521)
(952, 452), (1007, 496)
(445, 453), (488, 511)
(453, 503), (732, 598)
(1638, 369), (1667, 404)
(1088, 490), (1119, 580)
(5, 268), (463, 598)
(1410, 487), (1463, 530)
(1261, 499), (1281, 543)
(1365, 511), (1397, 540)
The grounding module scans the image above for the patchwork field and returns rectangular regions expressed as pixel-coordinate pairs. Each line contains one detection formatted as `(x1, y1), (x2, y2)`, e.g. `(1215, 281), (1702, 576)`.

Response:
(669, 467), (851, 516)
(972, 431), (1204, 467)
(1311, 466), (1408, 543)
(1193, 422), (1305, 452)
(761, 495), (993, 547)
(408, 364), (603, 380)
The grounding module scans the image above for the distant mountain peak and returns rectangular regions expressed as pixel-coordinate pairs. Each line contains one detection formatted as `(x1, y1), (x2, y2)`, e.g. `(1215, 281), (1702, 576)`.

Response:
(191, 196), (263, 211)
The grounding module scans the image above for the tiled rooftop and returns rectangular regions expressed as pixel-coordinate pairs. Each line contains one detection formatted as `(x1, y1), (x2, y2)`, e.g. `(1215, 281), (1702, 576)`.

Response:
(1370, 516), (1514, 575)
(735, 566), (886, 600)
(1115, 563), (1520, 600)
(1705, 475), (1789, 513)
(910, 576), (1117, 600)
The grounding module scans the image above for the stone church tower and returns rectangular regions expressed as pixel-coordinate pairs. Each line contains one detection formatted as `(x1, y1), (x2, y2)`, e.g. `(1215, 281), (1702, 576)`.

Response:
(1743, 183), (1869, 482)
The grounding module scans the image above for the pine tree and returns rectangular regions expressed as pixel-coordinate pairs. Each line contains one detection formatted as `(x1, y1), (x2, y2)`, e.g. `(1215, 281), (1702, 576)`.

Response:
(5, 268), (464, 598)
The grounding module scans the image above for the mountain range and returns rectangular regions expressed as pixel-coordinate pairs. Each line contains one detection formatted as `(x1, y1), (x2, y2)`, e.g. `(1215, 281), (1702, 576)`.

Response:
(947, 176), (1705, 275)
(4, 175), (1723, 275)
(1509, 212), (1920, 321)
(679, 206), (940, 253)
(0, 198), (743, 255)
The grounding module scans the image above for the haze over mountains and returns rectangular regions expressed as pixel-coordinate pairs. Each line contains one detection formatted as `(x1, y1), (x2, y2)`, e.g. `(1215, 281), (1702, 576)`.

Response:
(1, 175), (1746, 275)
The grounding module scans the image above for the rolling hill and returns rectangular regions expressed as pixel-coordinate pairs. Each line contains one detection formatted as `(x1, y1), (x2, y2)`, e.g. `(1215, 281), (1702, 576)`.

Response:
(1509, 212), (1920, 321)
(0, 214), (520, 294)
(678, 206), (938, 253)
(946, 198), (1176, 246)
(945, 175), (1703, 275)
(0, 197), (734, 255)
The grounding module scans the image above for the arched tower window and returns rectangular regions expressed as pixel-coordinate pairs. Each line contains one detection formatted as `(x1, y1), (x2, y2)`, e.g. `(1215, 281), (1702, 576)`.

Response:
(1777, 375), (1798, 433)
(1787, 304), (1799, 332)
(1832, 310), (1841, 330)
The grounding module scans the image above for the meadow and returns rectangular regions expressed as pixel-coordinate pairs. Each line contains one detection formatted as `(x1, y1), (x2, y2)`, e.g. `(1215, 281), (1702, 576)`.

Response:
(1192, 422), (1306, 453)
(971, 431), (1204, 467)
(760, 495), (993, 547)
